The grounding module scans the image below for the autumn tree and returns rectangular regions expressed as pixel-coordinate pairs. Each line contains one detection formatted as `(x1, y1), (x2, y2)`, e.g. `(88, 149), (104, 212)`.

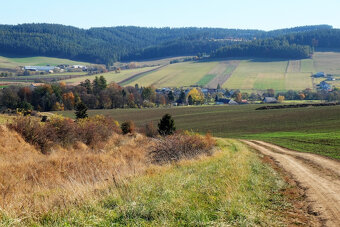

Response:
(277, 95), (285, 103)
(187, 88), (204, 105)
(62, 92), (75, 110)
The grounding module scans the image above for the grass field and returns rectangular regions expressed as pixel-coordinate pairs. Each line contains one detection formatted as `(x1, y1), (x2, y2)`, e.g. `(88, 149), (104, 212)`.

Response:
(0, 56), (91, 70)
(313, 52), (340, 75)
(17, 139), (295, 226)
(222, 59), (314, 92)
(62, 67), (158, 85)
(57, 104), (340, 159)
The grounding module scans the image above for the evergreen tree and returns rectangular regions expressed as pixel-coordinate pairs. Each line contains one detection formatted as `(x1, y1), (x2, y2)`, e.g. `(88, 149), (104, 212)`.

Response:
(158, 114), (176, 136)
(75, 102), (88, 119)
(188, 95), (193, 105)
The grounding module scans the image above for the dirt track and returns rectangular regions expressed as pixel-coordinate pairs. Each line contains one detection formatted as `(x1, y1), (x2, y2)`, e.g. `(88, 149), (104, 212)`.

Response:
(243, 140), (340, 227)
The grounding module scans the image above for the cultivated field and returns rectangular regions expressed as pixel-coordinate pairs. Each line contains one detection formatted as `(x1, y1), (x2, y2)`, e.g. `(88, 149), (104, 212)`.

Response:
(62, 66), (158, 85)
(109, 51), (340, 91)
(58, 104), (340, 159)
(124, 61), (219, 87)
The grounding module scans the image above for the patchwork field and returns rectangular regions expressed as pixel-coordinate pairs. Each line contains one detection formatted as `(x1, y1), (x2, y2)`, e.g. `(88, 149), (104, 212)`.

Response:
(222, 59), (314, 92)
(57, 104), (340, 159)
(124, 61), (219, 87)
(313, 52), (340, 75)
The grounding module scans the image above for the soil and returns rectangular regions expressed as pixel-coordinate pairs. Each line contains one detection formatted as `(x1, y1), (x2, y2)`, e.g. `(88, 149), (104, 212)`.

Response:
(243, 140), (340, 227)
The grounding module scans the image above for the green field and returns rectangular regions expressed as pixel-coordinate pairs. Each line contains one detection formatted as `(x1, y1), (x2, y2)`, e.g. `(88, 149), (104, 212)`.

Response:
(0, 56), (91, 70)
(57, 104), (340, 159)
(61, 67), (158, 85)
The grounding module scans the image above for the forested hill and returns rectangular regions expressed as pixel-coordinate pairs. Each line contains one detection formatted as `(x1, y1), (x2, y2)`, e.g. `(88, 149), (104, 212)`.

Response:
(211, 28), (340, 59)
(0, 23), (335, 64)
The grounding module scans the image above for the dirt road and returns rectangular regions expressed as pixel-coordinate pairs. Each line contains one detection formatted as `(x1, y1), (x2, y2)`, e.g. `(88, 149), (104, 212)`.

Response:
(243, 140), (340, 227)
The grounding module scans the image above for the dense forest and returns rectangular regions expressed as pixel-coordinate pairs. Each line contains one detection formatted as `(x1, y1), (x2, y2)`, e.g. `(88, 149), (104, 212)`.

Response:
(0, 23), (336, 64)
(211, 39), (313, 59)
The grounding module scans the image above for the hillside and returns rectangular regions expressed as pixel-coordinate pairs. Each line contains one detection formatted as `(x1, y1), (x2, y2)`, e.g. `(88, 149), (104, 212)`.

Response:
(0, 24), (334, 64)
(117, 51), (340, 92)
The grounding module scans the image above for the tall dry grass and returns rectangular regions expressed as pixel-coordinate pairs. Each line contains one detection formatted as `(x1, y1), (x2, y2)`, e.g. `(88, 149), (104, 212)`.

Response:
(0, 125), (152, 218)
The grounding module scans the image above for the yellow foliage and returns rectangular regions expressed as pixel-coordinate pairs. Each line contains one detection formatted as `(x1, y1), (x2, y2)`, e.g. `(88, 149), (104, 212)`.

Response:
(187, 88), (204, 104)
(277, 95), (285, 103)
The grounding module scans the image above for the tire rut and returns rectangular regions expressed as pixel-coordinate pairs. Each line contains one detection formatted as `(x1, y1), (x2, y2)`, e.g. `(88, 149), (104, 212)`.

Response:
(242, 140), (340, 227)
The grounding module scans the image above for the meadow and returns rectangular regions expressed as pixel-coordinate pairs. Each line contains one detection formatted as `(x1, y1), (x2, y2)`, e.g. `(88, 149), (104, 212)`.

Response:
(0, 56), (91, 70)
(58, 104), (340, 159)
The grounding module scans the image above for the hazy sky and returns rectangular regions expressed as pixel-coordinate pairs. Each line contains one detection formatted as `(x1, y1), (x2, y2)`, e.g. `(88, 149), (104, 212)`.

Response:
(1, 0), (339, 30)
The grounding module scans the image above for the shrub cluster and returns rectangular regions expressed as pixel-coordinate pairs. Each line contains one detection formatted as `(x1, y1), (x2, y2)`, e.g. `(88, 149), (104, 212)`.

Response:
(8, 115), (120, 153)
(149, 132), (216, 164)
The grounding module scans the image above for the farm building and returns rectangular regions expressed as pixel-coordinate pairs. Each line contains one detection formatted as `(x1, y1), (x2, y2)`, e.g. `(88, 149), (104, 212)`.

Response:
(313, 72), (326, 78)
(24, 66), (56, 72)
(263, 97), (277, 103)
(319, 81), (332, 91)
(216, 98), (238, 105)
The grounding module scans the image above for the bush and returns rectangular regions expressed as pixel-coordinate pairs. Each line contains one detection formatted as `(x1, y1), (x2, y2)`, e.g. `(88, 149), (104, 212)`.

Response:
(8, 115), (121, 152)
(158, 114), (176, 136)
(144, 122), (158, 137)
(149, 132), (216, 164)
(121, 120), (135, 135)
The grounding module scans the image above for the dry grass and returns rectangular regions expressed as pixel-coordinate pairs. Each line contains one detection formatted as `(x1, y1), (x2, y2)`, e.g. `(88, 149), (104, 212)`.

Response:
(0, 125), (153, 219)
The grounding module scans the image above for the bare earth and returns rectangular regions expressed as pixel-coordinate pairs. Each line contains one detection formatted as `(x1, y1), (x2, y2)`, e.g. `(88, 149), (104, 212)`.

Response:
(243, 140), (340, 227)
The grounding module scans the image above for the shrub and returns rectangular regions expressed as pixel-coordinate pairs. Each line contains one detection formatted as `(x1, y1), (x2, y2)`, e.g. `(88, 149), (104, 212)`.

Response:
(144, 122), (158, 137)
(8, 116), (52, 153)
(121, 120), (135, 135)
(149, 132), (216, 164)
(158, 114), (176, 136)
(8, 115), (121, 152)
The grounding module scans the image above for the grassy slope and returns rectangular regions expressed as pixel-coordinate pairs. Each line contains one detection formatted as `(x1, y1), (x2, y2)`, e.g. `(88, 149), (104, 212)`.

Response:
(0, 56), (91, 69)
(24, 139), (290, 226)
(61, 67), (157, 85)
(57, 104), (340, 159)
(125, 62), (218, 87)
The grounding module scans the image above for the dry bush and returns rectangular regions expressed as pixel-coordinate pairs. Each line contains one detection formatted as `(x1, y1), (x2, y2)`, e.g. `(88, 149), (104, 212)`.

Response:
(149, 132), (216, 164)
(0, 126), (153, 217)
(143, 121), (158, 137)
(121, 120), (135, 135)
(8, 115), (121, 152)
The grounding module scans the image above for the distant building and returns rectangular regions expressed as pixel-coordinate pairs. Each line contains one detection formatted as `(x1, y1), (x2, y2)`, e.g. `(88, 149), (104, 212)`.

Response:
(263, 97), (277, 103)
(313, 72), (326, 78)
(216, 98), (238, 105)
(24, 66), (56, 72)
(319, 81), (332, 91)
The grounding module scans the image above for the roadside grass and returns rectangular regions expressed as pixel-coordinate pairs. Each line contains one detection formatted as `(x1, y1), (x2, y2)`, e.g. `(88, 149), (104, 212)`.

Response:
(56, 104), (340, 159)
(61, 67), (157, 85)
(125, 61), (218, 87)
(25, 139), (290, 226)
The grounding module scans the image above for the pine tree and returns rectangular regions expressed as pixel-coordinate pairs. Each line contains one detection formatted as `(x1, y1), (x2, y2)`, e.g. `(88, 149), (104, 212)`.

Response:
(75, 102), (88, 119)
(158, 114), (176, 136)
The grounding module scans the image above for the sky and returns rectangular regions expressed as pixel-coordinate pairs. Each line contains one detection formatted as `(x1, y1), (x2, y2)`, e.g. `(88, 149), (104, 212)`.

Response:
(1, 0), (339, 30)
